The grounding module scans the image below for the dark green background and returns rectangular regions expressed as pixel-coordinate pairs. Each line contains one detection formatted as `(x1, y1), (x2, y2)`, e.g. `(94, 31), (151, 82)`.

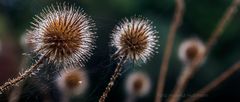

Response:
(0, 0), (240, 102)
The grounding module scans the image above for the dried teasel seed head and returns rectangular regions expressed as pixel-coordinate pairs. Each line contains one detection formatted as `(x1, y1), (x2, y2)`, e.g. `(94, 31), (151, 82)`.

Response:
(26, 3), (96, 67)
(125, 72), (151, 97)
(111, 17), (158, 63)
(178, 38), (206, 64)
(57, 68), (88, 96)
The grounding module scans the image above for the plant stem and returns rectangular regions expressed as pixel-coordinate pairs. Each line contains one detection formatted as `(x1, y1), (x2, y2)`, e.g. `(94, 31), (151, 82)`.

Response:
(184, 61), (240, 102)
(155, 0), (185, 102)
(0, 53), (49, 93)
(99, 56), (127, 102)
(205, 0), (240, 52)
(167, 65), (198, 102)
(166, 0), (240, 102)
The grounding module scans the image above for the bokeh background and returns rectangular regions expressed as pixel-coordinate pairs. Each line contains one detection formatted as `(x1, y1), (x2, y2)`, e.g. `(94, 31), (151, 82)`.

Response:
(0, 0), (240, 102)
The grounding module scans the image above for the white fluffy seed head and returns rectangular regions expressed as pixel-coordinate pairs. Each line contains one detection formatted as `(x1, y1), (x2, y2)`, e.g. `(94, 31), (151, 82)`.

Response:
(125, 72), (151, 97)
(111, 17), (158, 63)
(178, 38), (206, 64)
(26, 3), (96, 67)
(57, 68), (88, 96)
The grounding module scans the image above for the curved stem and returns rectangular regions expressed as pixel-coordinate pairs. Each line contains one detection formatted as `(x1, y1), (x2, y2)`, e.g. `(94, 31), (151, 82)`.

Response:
(205, 0), (240, 52)
(99, 56), (127, 102)
(0, 53), (49, 93)
(155, 0), (185, 102)
(166, 0), (240, 102)
(167, 65), (196, 102)
(184, 61), (240, 102)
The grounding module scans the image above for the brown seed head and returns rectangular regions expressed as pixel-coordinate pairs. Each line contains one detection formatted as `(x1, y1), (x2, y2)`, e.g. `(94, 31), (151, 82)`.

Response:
(111, 17), (158, 63)
(57, 68), (88, 96)
(26, 3), (96, 67)
(133, 77), (144, 94)
(178, 38), (206, 64)
(65, 71), (82, 89)
(186, 44), (199, 61)
(125, 72), (151, 96)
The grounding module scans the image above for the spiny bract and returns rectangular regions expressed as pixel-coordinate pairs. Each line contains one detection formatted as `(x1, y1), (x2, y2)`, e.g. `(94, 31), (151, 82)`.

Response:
(111, 17), (158, 63)
(26, 3), (96, 67)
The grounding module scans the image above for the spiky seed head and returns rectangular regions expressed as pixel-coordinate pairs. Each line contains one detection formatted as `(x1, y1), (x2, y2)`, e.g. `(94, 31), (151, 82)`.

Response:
(111, 17), (158, 63)
(26, 3), (96, 67)
(178, 38), (206, 64)
(125, 72), (151, 97)
(57, 68), (88, 96)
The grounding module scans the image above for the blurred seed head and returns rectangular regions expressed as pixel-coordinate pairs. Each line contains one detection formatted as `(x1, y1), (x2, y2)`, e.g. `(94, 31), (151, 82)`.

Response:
(20, 33), (34, 52)
(178, 38), (206, 64)
(111, 17), (158, 63)
(57, 68), (88, 96)
(125, 72), (151, 97)
(26, 3), (96, 67)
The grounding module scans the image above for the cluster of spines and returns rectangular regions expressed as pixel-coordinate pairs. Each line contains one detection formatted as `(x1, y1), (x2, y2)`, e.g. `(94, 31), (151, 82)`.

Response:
(111, 17), (159, 63)
(27, 3), (96, 67)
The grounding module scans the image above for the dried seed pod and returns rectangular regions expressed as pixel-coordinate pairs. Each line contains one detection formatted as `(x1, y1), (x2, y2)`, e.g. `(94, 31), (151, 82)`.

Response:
(27, 3), (96, 67)
(0, 3), (96, 94)
(57, 68), (88, 96)
(111, 17), (158, 63)
(99, 17), (158, 102)
(125, 72), (151, 97)
(178, 38), (206, 64)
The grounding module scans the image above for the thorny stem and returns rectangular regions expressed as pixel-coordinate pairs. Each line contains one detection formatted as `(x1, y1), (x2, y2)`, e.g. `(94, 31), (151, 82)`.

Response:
(99, 56), (127, 102)
(155, 0), (185, 102)
(184, 61), (240, 102)
(0, 52), (49, 93)
(167, 0), (240, 102)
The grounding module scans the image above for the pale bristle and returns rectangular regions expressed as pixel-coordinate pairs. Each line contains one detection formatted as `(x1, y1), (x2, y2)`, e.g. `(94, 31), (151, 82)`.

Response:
(26, 3), (96, 67)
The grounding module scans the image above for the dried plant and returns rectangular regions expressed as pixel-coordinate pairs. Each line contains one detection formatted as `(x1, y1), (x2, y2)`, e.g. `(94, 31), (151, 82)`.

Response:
(57, 68), (88, 97)
(125, 72), (151, 102)
(166, 0), (240, 102)
(0, 1), (239, 101)
(185, 61), (240, 102)
(178, 38), (206, 65)
(99, 17), (158, 102)
(0, 3), (96, 93)
(125, 72), (151, 97)
(155, 0), (185, 101)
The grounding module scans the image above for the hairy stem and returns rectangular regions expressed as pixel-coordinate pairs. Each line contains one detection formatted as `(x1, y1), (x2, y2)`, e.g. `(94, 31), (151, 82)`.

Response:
(155, 0), (185, 102)
(99, 56), (127, 102)
(0, 53), (49, 93)
(184, 61), (240, 102)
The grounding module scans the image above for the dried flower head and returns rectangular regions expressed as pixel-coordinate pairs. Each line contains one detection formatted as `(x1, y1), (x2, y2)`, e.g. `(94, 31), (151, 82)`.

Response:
(111, 17), (158, 63)
(125, 72), (151, 97)
(27, 3), (96, 67)
(178, 38), (206, 64)
(57, 68), (88, 96)
(21, 33), (34, 51)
